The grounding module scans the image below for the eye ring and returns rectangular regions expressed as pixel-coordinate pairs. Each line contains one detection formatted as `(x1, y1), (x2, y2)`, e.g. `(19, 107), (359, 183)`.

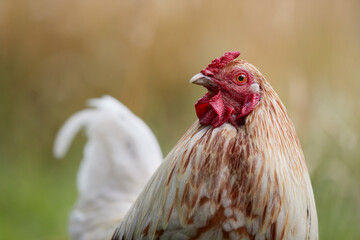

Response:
(235, 73), (247, 84)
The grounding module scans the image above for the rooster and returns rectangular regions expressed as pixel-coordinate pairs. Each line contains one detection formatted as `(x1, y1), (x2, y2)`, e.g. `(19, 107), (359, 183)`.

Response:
(111, 51), (318, 239)
(53, 96), (163, 240)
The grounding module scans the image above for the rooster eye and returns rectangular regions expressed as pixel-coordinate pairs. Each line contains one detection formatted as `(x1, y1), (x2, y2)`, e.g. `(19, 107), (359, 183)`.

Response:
(235, 74), (247, 84)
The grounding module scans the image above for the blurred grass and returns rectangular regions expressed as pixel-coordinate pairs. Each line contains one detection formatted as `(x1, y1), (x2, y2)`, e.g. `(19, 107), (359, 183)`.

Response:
(0, 0), (360, 239)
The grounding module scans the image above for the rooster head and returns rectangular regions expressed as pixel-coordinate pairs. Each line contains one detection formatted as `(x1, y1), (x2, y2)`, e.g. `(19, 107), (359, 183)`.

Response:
(190, 51), (261, 127)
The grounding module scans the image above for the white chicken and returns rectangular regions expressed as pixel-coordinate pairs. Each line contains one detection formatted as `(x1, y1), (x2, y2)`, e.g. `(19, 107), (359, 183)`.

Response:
(53, 95), (163, 240)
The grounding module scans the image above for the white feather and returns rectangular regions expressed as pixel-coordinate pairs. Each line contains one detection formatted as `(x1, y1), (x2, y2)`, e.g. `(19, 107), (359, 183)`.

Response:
(53, 95), (163, 240)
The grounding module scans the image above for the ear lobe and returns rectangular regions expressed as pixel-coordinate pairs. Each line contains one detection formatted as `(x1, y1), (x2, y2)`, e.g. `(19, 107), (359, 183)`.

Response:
(249, 83), (260, 93)
(236, 92), (261, 120)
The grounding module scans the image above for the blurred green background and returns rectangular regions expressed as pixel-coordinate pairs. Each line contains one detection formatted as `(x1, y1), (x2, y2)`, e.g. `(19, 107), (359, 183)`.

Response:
(1, 0), (360, 239)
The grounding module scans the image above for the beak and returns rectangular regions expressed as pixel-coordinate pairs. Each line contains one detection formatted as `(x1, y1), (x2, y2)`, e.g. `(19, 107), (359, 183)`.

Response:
(189, 73), (217, 89)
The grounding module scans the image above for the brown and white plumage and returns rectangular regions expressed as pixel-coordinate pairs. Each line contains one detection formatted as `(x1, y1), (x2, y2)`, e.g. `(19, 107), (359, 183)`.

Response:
(112, 52), (318, 239)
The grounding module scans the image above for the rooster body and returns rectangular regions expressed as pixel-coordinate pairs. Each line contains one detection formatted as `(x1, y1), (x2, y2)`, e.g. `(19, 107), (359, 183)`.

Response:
(112, 52), (318, 239)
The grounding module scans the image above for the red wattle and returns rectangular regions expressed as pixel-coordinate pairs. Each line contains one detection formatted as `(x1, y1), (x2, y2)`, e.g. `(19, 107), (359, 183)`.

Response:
(195, 92), (234, 127)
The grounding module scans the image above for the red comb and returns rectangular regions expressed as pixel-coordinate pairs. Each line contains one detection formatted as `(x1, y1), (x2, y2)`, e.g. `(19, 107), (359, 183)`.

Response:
(200, 51), (240, 77)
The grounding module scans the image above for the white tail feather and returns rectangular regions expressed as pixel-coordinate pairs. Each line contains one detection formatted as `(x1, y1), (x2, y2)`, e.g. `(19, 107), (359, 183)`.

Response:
(53, 95), (163, 240)
(53, 109), (94, 159)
